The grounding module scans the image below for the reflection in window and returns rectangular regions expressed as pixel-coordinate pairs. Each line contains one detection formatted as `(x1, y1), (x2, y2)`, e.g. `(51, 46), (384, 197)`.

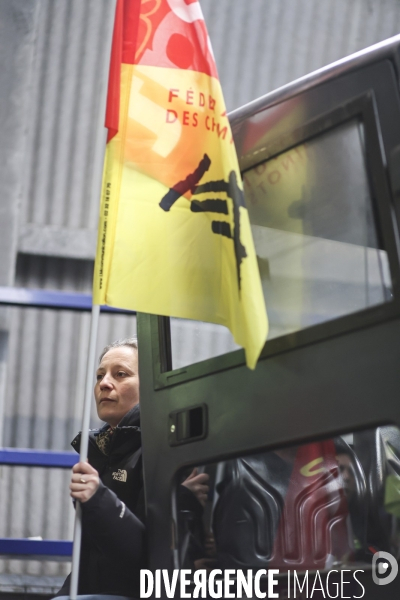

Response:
(243, 120), (392, 340)
(175, 426), (400, 576)
(170, 318), (239, 370)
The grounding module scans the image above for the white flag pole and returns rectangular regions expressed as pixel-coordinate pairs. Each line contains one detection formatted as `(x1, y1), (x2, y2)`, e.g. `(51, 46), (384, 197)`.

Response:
(69, 119), (109, 598)
(69, 2), (117, 593)
(69, 303), (101, 600)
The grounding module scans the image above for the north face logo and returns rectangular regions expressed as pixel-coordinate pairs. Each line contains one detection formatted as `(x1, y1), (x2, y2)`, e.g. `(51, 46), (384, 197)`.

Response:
(112, 469), (127, 482)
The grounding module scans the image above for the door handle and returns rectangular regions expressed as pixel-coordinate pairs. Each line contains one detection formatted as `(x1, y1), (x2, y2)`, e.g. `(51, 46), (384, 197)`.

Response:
(168, 404), (208, 446)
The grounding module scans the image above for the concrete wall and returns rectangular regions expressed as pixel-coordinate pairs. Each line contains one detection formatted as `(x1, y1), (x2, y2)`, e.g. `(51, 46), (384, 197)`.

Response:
(0, 0), (40, 447)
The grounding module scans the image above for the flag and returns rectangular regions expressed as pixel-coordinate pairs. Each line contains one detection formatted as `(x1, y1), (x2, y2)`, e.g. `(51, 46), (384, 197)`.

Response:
(93, 0), (268, 369)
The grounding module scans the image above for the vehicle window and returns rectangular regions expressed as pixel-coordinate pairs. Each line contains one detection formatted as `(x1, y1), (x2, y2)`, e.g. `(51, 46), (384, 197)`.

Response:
(175, 425), (400, 579)
(169, 119), (392, 369)
(243, 119), (391, 340)
(170, 318), (240, 370)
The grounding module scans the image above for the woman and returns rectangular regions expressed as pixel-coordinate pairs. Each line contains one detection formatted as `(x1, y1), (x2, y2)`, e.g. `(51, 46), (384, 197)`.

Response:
(58, 338), (208, 598)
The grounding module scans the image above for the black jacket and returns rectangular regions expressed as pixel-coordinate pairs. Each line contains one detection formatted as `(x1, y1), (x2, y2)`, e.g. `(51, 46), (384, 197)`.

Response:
(57, 404), (145, 598)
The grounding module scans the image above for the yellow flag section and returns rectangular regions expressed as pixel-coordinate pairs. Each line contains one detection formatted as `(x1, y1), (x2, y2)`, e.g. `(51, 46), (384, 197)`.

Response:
(94, 63), (268, 369)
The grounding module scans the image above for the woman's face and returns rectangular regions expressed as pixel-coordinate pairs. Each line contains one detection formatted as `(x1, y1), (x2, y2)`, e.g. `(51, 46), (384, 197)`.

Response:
(94, 346), (139, 427)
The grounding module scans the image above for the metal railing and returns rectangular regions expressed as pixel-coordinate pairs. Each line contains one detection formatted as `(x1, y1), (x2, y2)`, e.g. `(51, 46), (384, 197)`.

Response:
(0, 448), (79, 559)
(0, 285), (124, 560)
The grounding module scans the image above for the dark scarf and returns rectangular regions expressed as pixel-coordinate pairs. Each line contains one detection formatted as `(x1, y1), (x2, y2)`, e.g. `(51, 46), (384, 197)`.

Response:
(94, 404), (140, 456)
(72, 404), (141, 458)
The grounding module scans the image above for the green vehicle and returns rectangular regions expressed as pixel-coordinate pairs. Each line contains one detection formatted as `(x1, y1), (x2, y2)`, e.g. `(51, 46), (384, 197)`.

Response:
(138, 35), (400, 599)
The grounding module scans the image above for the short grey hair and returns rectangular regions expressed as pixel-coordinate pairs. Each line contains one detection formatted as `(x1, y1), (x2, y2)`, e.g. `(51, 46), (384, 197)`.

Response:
(98, 337), (138, 363)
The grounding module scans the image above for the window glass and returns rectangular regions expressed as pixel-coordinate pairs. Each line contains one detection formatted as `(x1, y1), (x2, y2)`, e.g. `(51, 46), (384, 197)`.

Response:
(170, 318), (239, 370)
(243, 120), (392, 340)
(175, 426), (400, 583)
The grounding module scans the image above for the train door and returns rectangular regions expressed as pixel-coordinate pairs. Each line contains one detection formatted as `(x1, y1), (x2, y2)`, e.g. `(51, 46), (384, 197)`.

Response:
(138, 37), (400, 599)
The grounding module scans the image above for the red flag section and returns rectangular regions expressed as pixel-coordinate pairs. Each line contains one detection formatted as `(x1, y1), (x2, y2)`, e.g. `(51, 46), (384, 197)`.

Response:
(135, 0), (217, 76)
(105, 0), (141, 141)
(105, 0), (217, 142)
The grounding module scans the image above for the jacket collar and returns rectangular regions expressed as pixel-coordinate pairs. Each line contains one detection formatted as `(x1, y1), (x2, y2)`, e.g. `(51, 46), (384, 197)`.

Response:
(113, 403), (140, 429)
(71, 404), (141, 455)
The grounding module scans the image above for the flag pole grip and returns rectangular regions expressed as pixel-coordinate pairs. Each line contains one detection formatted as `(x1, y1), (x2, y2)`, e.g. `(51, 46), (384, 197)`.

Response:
(69, 303), (101, 600)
